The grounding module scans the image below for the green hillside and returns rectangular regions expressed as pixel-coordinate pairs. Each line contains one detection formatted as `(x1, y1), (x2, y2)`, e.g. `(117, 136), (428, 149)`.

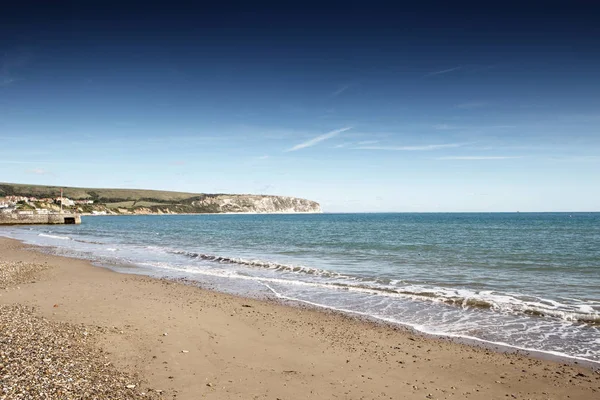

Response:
(0, 182), (212, 203)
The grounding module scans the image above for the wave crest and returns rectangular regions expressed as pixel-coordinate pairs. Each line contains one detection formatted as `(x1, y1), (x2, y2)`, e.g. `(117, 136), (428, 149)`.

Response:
(38, 233), (71, 240)
(170, 249), (600, 326)
(170, 250), (344, 278)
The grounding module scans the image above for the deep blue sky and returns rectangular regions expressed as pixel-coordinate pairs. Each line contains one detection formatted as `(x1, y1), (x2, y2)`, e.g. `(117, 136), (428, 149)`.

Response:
(1, 1), (599, 211)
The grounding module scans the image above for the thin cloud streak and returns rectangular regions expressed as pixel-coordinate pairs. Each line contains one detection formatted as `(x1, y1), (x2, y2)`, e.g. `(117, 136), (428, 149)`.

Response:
(425, 66), (461, 76)
(437, 156), (522, 160)
(0, 77), (16, 87)
(285, 127), (352, 152)
(433, 124), (461, 130)
(455, 101), (487, 109)
(357, 140), (380, 145)
(0, 160), (111, 166)
(0, 160), (58, 164)
(334, 140), (379, 148)
(354, 143), (464, 151)
(331, 84), (350, 97)
(333, 143), (350, 148)
(26, 168), (48, 174)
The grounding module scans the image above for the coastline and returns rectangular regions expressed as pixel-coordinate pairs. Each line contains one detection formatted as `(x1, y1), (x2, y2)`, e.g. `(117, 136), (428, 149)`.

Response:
(80, 211), (323, 216)
(1, 237), (599, 399)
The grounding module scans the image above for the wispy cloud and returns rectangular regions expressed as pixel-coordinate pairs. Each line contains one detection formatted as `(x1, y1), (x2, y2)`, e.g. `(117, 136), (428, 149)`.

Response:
(437, 156), (521, 160)
(434, 123), (515, 131)
(331, 84), (350, 97)
(333, 143), (350, 148)
(257, 155), (270, 160)
(354, 143), (464, 151)
(334, 140), (379, 148)
(357, 140), (380, 145)
(0, 77), (16, 87)
(455, 101), (487, 110)
(0, 160), (105, 166)
(545, 155), (600, 162)
(1, 160), (55, 164)
(26, 168), (49, 174)
(433, 124), (459, 130)
(285, 127), (352, 152)
(425, 66), (461, 76)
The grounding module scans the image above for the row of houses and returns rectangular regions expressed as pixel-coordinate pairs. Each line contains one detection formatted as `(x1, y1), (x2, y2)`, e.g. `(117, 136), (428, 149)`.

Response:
(0, 195), (94, 212)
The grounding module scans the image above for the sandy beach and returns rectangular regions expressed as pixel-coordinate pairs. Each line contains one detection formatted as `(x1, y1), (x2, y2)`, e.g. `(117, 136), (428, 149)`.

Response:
(0, 237), (598, 399)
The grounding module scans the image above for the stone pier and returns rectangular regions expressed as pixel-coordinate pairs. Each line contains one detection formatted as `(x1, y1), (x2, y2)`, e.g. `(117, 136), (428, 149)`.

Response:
(0, 213), (81, 225)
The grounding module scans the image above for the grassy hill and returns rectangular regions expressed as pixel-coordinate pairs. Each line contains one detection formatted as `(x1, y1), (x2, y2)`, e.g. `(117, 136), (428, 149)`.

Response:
(0, 182), (211, 203)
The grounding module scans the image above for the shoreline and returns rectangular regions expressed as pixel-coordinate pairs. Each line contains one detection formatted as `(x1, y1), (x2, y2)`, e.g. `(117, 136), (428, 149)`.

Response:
(173, 275), (600, 370)
(6, 231), (600, 370)
(263, 282), (600, 370)
(80, 211), (323, 216)
(1, 236), (599, 399)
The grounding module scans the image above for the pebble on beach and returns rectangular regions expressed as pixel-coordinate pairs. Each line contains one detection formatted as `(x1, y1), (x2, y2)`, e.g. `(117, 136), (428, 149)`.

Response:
(0, 260), (48, 288)
(0, 260), (161, 399)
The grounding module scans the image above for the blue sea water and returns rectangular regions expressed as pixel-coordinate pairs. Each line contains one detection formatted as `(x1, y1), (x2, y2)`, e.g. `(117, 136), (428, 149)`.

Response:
(2, 213), (599, 363)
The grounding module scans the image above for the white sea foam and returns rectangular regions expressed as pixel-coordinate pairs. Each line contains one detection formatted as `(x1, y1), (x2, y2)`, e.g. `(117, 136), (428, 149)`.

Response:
(152, 248), (600, 326)
(38, 233), (71, 240)
(133, 258), (600, 327)
(260, 282), (600, 366)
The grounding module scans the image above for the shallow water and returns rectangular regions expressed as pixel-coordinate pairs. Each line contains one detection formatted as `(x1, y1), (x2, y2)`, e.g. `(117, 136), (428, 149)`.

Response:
(3, 212), (599, 363)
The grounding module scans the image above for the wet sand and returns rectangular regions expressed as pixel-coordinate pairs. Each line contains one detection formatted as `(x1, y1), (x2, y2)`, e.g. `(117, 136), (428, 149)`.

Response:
(0, 237), (598, 399)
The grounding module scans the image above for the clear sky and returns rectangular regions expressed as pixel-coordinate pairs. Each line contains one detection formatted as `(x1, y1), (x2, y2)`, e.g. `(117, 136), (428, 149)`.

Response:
(1, 1), (599, 212)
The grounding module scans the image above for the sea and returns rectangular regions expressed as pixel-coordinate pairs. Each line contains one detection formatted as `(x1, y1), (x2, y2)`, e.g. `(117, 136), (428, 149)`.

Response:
(2, 213), (599, 364)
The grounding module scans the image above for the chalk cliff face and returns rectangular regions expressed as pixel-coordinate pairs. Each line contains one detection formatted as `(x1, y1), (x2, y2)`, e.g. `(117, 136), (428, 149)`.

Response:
(190, 195), (321, 214)
(109, 196), (321, 215)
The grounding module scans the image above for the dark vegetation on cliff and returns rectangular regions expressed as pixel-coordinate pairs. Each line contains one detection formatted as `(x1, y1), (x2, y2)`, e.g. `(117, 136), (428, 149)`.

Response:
(1, 183), (211, 203)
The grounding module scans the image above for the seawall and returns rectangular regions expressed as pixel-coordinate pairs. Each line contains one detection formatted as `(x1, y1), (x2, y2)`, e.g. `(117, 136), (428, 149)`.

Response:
(0, 213), (81, 225)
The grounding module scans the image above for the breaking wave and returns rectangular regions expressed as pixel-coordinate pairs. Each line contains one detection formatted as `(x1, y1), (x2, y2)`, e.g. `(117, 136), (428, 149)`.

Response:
(170, 250), (346, 279)
(169, 249), (600, 326)
(38, 233), (71, 240)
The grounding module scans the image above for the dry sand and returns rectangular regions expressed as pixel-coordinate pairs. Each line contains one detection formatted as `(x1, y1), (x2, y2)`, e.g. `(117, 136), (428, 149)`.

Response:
(0, 237), (598, 399)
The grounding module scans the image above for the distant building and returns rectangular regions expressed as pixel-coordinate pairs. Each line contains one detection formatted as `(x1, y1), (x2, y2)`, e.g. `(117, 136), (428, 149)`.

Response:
(6, 196), (29, 203)
(55, 197), (75, 206)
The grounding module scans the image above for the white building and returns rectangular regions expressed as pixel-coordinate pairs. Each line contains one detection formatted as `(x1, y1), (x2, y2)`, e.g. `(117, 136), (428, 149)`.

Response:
(56, 197), (75, 206)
